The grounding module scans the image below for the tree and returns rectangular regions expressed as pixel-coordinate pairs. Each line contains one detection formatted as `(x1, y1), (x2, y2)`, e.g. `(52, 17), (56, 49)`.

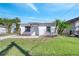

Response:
(55, 19), (61, 33)
(0, 17), (21, 34)
(55, 19), (70, 34)
(14, 17), (21, 34)
(0, 18), (4, 25)
(3, 18), (13, 33)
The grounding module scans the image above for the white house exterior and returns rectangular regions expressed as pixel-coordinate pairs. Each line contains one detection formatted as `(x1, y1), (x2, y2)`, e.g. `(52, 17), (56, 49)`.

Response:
(0, 24), (16, 35)
(65, 17), (79, 36)
(20, 22), (57, 36)
(0, 25), (7, 35)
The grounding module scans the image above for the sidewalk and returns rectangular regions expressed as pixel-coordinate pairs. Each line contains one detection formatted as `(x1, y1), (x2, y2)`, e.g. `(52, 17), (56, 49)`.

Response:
(0, 35), (39, 41)
(0, 35), (15, 40)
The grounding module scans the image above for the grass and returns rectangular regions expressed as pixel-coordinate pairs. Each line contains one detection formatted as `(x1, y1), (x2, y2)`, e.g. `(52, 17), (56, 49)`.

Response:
(0, 35), (79, 56)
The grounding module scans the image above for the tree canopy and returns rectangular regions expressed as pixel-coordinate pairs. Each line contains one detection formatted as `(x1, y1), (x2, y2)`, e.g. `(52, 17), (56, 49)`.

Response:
(55, 19), (70, 34)
(0, 17), (21, 33)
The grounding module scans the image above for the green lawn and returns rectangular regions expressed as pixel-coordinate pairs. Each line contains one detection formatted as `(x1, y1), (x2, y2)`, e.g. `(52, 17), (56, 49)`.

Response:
(0, 36), (79, 56)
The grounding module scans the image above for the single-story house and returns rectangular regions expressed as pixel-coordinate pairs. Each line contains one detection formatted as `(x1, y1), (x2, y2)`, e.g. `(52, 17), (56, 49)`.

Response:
(64, 17), (79, 35)
(0, 24), (16, 35)
(0, 25), (7, 35)
(20, 22), (58, 36)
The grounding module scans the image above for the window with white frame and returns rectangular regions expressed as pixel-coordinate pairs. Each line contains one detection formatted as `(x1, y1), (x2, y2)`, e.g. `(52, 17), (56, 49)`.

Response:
(46, 26), (51, 32)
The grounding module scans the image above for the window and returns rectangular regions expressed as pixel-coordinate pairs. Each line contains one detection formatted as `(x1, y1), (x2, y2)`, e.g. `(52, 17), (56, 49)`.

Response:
(25, 26), (31, 32)
(47, 26), (51, 32)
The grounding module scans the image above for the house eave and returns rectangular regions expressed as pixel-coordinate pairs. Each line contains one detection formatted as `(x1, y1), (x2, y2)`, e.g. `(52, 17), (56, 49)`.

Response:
(66, 17), (79, 23)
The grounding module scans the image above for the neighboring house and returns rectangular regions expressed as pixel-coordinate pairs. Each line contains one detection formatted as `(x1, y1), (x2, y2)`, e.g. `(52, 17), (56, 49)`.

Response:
(11, 23), (16, 33)
(20, 22), (57, 36)
(0, 25), (7, 35)
(0, 23), (16, 35)
(65, 17), (79, 36)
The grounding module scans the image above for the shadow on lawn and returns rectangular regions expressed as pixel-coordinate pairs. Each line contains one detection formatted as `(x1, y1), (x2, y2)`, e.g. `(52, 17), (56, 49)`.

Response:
(0, 41), (32, 56)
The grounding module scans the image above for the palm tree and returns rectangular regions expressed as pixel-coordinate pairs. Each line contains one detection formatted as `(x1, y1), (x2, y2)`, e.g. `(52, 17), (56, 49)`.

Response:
(55, 19), (70, 35)
(55, 19), (61, 34)
(14, 17), (21, 34)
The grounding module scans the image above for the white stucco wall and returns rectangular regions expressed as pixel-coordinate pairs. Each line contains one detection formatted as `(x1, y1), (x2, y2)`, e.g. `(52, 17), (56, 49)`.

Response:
(11, 28), (14, 33)
(74, 20), (79, 31)
(38, 26), (57, 36)
(0, 28), (7, 34)
(31, 26), (36, 36)
(20, 26), (37, 36)
(51, 27), (56, 33)
(31, 26), (39, 36)
(75, 20), (79, 27)
(51, 26), (55, 33)
(20, 26), (25, 34)
(51, 26), (58, 35)
(38, 26), (46, 36)
(20, 25), (57, 36)
(11, 23), (16, 33)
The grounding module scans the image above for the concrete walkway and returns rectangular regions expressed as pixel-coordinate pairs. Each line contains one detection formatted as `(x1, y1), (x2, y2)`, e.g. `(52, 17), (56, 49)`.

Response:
(10, 35), (39, 38)
(0, 35), (39, 41)
(0, 35), (14, 40)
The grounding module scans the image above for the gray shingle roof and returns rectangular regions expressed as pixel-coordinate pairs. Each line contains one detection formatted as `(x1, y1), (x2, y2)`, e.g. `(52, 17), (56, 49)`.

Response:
(66, 17), (79, 23)
(20, 22), (56, 26)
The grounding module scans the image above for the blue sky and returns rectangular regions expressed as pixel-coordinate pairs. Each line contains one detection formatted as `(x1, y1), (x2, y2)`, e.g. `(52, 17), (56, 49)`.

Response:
(0, 3), (79, 23)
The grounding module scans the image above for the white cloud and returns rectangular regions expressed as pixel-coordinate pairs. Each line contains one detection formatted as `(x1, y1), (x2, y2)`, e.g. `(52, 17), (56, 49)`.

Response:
(12, 3), (39, 13)
(26, 3), (39, 13)
(24, 16), (40, 19)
